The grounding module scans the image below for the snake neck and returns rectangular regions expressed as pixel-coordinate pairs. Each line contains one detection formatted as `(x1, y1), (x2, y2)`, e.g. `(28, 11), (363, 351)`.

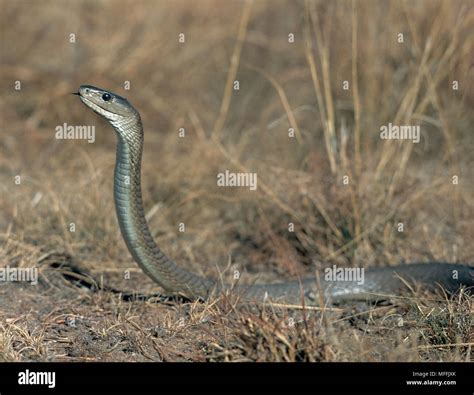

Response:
(111, 116), (213, 298)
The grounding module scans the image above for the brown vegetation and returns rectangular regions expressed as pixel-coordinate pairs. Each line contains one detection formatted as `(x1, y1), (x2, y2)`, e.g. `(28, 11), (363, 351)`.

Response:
(0, 0), (473, 361)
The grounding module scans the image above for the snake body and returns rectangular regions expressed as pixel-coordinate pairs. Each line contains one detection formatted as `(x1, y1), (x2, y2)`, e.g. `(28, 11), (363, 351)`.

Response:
(76, 85), (473, 305)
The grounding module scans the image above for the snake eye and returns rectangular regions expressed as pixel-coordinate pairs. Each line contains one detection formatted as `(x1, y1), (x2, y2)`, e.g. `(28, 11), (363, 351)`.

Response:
(102, 93), (111, 101)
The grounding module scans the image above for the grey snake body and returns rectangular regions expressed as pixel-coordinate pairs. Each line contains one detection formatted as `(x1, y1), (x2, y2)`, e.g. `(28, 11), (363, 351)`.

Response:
(76, 85), (473, 306)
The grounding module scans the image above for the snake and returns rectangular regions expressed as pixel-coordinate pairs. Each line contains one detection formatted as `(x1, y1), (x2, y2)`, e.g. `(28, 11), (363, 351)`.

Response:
(75, 85), (473, 306)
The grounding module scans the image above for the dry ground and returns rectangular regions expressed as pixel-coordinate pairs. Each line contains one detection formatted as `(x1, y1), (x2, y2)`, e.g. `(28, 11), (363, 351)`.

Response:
(0, 0), (473, 361)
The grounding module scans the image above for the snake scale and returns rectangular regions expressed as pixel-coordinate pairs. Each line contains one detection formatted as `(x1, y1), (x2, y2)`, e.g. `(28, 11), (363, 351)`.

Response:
(75, 85), (473, 306)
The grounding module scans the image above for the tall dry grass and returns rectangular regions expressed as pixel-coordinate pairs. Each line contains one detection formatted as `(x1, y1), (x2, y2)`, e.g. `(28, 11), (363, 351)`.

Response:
(0, 0), (473, 361)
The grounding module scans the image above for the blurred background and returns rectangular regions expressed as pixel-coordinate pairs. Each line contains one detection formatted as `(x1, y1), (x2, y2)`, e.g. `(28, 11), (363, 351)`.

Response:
(1, 0), (473, 284)
(1, 0), (474, 363)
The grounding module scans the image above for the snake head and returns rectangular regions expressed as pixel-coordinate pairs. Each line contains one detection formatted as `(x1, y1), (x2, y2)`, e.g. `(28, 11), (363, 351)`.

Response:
(76, 85), (139, 124)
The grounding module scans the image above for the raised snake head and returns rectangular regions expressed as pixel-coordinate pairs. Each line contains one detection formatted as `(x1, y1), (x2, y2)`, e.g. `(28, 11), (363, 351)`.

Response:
(76, 85), (142, 139)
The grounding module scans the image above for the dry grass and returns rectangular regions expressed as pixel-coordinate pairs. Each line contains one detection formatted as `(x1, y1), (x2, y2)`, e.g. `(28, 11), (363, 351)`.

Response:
(0, 0), (473, 361)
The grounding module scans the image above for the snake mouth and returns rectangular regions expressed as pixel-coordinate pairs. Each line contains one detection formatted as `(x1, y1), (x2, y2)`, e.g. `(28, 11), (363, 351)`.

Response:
(77, 94), (118, 120)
